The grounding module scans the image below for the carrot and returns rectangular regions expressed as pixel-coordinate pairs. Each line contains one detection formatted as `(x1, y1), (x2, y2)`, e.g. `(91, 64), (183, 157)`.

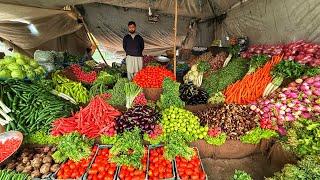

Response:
(224, 55), (283, 104)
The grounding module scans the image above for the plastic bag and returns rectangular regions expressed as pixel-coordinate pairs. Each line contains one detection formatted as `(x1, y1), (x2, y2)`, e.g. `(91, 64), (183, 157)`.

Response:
(40, 62), (55, 73)
(34, 50), (54, 63)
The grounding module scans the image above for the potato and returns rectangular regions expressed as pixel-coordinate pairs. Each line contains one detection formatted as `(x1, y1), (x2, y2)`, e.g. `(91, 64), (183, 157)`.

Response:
(16, 164), (25, 172)
(22, 157), (29, 164)
(50, 164), (60, 172)
(6, 162), (16, 170)
(22, 165), (32, 173)
(31, 157), (42, 168)
(31, 169), (41, 178)
(42, 155), (52, 164)
(40, 163), (51, 175)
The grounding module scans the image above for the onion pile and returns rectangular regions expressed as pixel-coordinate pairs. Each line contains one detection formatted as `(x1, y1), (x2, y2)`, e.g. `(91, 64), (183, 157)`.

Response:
(196, 104), (257, 139)
(252, 75), (320, 135)
(115, 105), (160, 134)
(241, 40), (320, 67)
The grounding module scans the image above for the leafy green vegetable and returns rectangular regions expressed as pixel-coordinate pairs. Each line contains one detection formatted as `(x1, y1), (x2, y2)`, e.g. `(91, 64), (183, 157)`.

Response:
(232, 170), (253, 180)
(124, 82), (142, 108)
(163, 131), (195, 161)
(208, 92), (225, 105)
(197, 61), (210, 72)
(266, 155), (320, 180)
(271, 60), (305, 80)
(205, 133), (227, 146)
(90, 71), (120, 97)
(202, 58), (248, 95)
(100, 135), (117, 145)
(304, 66), (320, 76)
(0, 169), (30, 180)
(240, 127), (278, 144)
(24, 130), (61, 145)
(143, 133), (164, 145)
(110, 128), (145, 169)
(247, 55), (269, 74)
(281, 118), (320, 157)
(229, 45), (240, 57)
(52, 132), (93, 163)
(158, 78), (185, 110)
(107, 78), (128, 107)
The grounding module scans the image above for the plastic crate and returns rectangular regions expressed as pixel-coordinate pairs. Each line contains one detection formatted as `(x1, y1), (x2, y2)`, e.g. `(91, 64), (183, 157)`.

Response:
(82, 145), (118, 180)
(174, 147), (208, 180)
(147, 145), (176, 180)
(116, 148), (149, 180)
(50, 146), (99, 180)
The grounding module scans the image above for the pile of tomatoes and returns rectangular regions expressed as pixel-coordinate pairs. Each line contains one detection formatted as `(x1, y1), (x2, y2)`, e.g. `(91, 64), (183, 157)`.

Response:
(118, 150), (147, 180)
(176, 149), (206, 180)
(57, 146), (98, 179)
(87, 148), (117, 180)
(148, 147), (173, 180)
(133, 66), (175, 88)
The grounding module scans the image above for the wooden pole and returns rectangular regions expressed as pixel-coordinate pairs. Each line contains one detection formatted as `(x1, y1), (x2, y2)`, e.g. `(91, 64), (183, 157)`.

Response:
(173, 0), (178, 78)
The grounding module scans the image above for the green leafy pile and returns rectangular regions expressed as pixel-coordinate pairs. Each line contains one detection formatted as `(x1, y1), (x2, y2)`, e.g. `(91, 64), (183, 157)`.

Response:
(90, 71), (120, 97)
(304, 66), (320, 76)
(205, 133), (227, 146)
(202, 58), (248, 95)
(197, 61), (211, 72)
(110, 128), (145, 169)
(24, 130), (61, 145)
(232, 170), (253, 180)
(158, 78), (185, 110)
(282, 118), (320, 157)
(143, 133), (164, 145)
(266, 155), (320, 180)
(100, 135), (117, 145)
(107, 78), (128, 107)
(272, 60), (305, 79)
(208, 92), (225, 105)
(0, 170), (30, 180)
(247, 55), (269, 74)
(240, 127), (278, 144)
(163, 131), (195, 161)
(52, 132), (93, 163)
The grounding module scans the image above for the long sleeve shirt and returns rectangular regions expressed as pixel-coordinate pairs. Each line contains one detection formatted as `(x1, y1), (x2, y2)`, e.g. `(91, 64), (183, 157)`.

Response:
(123, 34), (144, 57)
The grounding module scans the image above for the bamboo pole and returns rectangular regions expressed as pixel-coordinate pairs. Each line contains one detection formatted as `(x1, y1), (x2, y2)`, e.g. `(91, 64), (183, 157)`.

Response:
(173, 0), (178, 78)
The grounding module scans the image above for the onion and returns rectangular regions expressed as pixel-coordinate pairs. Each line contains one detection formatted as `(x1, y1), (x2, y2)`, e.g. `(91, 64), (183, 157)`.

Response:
(278, 126), (287, 136)
(313, 82), (320, 88)
(306, 78), (315, 84)
(301, 112), (311, 119)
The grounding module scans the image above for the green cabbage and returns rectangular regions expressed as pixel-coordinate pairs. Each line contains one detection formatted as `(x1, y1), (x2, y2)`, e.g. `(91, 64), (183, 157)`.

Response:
(7, 63), (21, 71)
(11, 70), (25, 79)
(16, 58), (26, 65)
(0, 69), (11, 79)
(26, 71), (35, 80)
(1, 57), (15, 65)
(23, 64), (32, 71)
(29, 60), (39, 68)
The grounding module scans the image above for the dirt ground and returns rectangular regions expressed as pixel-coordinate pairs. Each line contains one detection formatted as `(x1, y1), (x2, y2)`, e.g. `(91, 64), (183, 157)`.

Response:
(202, 153), (281, 180)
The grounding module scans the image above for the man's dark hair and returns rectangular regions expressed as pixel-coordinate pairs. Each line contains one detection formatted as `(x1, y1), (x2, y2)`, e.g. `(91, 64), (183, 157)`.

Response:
(128, 21), (136, 26)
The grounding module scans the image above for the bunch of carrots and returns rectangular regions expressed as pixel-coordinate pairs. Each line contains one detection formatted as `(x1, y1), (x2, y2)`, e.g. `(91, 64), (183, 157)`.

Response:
(224, 55), (283, 104)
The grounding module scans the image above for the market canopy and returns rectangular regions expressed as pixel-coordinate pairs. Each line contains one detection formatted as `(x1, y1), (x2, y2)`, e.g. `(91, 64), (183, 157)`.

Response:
(0, 0), (320, 57)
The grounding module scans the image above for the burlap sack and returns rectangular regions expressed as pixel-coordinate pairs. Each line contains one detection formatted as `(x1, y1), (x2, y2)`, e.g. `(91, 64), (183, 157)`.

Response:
(143, 88), (162, 102)
(213, 140), (258, 159)
(268, 142), (298, 170)
(189, 140), (215, 158)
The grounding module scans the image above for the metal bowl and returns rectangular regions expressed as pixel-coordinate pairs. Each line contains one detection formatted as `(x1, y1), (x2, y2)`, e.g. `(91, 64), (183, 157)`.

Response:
(155, 56), (170, 63)
(0, 131), (23, 165)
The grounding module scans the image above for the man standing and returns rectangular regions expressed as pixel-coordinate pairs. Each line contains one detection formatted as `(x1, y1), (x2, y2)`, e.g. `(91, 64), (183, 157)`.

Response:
(123, 21), (144, 80)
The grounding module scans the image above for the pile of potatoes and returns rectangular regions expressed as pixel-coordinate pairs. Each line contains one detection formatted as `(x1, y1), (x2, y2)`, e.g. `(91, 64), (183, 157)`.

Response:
(4, 146), (60, 178)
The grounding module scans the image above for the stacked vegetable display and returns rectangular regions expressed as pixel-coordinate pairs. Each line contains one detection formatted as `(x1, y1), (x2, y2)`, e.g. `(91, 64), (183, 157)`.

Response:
(115, 105), (160, 134)
(158, 78), (185, 110)
(252, 75), (320, 133)
(5, 146), (59, 179)
(1, 80), (77, 134)
(161, 107), (208, 140)
(133, 66), (175, 88)
(51, 95), (121, 138)
(196, 104), (257, 140)
(0, 53), (46, 80)
(179, 82), (209, 105)
(148, 146), (174, 180)
(63, 64), (97, 84)
(241, 40), (320, 67)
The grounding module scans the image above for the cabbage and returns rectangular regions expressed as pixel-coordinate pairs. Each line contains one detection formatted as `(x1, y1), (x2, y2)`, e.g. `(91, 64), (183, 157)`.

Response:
(29, 60), (39, 68)
(11, 70), (25, 79)
(0, 69), (11, 79)
(16, 58), (26, 65)
(26, 71), (35, 80)
(2, 57), (15, 65)
(7, 63), (21, 71)
(23, 64), (32, 71)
